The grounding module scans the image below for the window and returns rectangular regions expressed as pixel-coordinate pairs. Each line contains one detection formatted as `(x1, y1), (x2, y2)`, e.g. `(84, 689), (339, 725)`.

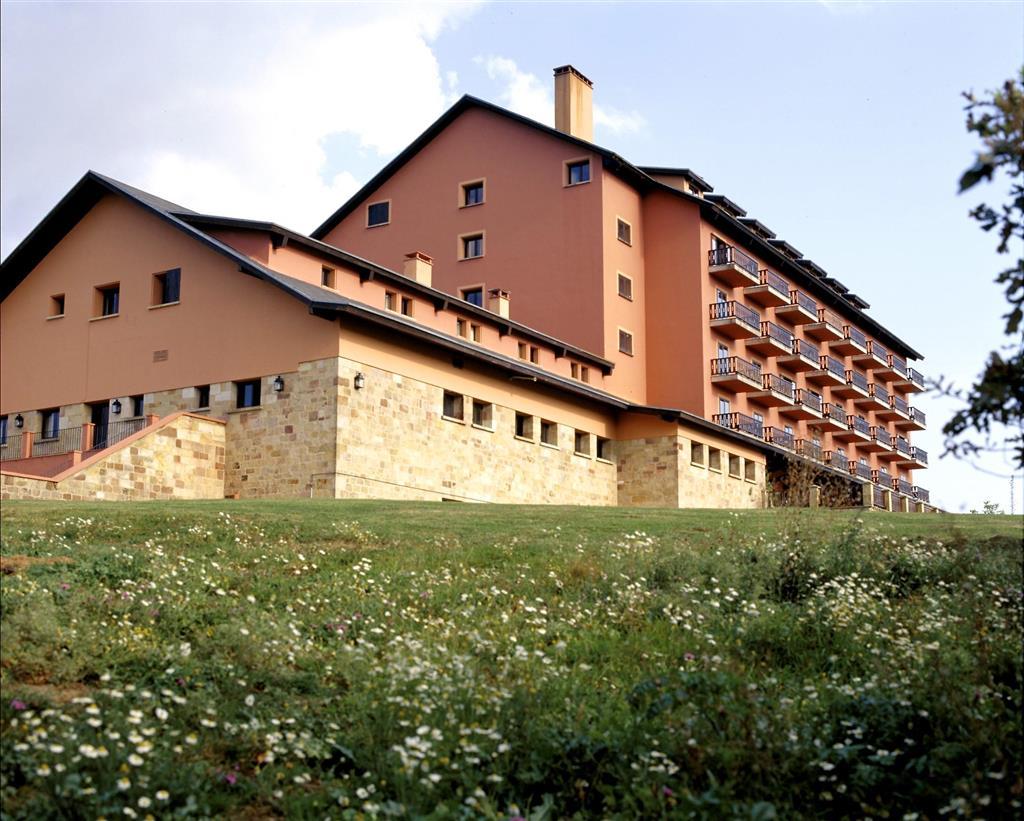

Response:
(195, 385), (211, 409)
(571, 363), (579, 379)
(618, 329), (634, 356)
(744, 459), (756, 482)
(515, 412), (533, 440)
(367, 201), (390, 227)
(97, 284), (119, 317)
(236, 379), (261, 409)
(442, 391), (464, 421)
(131, 395), (145, 417)
(717, 343), (729, 359)
(566, 160), (590, 185)
(321, 267), (336, 288)
(580, 366), (590, 384)
(470, 324), (481, 343)
(540, 420), (557, 446)
(711, 235), (726, 250)
(691, 442), (705, 466)
(708, 447), (722, 472)
(385, 291), (397, 311)
(729, 454), (742, 478)
(784, 425), (794, 437)
(461, 233), (484, 260)
(0, 416), (7, 445)
(617, 273), (633, 300)
(41, 409), (59, 439)
(596, 437), (612, 461)
(719, 398), (731, 416)
(462, 180), (485, 207)
(530, 346), (539, 364)
(518, 342), (528, 360)
(616, 218), (632, 246)
(153, 268), (180, 305)
(716, 288), (728, 303)
(457, 319), (468, 338)
(49, 294), (65, 317)
(462, 287), (484, 307)
(400, 296), (413, 317)
(573, 430), (591, 457)
(472, 400), (493, 429)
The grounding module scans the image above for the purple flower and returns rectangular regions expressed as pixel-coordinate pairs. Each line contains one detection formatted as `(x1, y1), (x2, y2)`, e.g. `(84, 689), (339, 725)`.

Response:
(59, 582), (71, 591)
(10, 699), (27, 711)
(663, 786), (674, 797)
(223, 772), (237, 785)
(684, 652), (695, 661)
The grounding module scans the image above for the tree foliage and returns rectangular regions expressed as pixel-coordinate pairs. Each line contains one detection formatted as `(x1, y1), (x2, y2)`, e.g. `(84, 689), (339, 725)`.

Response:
(940, 69), (1024, 469)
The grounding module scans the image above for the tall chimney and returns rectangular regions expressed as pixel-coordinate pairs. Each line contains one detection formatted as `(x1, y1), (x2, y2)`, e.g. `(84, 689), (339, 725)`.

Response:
(487, 288), (511, 319)
(553, 65), (593, 142)
(403, 251), (432, 287)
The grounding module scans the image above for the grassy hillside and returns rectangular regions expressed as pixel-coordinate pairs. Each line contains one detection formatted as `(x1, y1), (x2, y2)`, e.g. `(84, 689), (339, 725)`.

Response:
(1, 502), (1021, 819)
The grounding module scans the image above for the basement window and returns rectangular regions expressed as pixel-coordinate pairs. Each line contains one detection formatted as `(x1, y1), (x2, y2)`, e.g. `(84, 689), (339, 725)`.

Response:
(367, 201), (390, 227)
(596, 437), (612, 462)
(691, 443), (705, 467)
(540, 420), (557, 447)
(515, 412), (534, 440)
(617, 273), (633, 301)
(236, 379), (261, 409)
(472, 400), (494, 430)
(616, 218), (632, 246)
(566, 159), (591, 186)
(442, 391), (464, 422)
(153, 268), (181, 305)
(49, 294), (65, 317)
(573, 430), (591, 457)
(321, 266), (336, 288)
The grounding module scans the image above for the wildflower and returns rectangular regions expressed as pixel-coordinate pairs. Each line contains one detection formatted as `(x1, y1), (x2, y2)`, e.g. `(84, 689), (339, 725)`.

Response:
(128, 754), (145, 766)
(36, 763), (52, 777)
(155, 791), (169, 801)
(117, 778), (132, 791)
(224, 772), (238, 786)
(10, 699), (27, 711)
(245, 695), (255, 707)
(137, 797), (152, 809)
(155, 708), (168, 721)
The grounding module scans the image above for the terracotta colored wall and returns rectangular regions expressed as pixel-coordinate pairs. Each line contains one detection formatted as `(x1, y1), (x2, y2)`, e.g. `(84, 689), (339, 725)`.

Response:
(321, 107), (607, 356)
(0, 195), (340, 415)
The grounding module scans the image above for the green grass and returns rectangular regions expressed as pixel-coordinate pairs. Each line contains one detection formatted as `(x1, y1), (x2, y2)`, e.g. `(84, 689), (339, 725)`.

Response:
(1, 501), (1021, 819)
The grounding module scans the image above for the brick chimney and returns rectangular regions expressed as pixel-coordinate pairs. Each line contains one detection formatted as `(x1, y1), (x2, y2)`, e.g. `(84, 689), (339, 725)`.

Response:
(403, 251), (432, 287)
(554, 65), (593, 142)
(487, 288), (511, 319)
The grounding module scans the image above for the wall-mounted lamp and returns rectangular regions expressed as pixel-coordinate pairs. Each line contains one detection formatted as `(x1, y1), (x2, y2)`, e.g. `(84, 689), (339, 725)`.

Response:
(14, 414), (24, 429)
(273, 375), (285, 393)
(353, 372), (366, 390)
(111, 399), (122, 415)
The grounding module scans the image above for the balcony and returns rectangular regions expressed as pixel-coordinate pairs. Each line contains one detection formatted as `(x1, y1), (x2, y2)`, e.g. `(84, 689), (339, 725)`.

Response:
(745, 269), (790, 307)
(795, 438), (823, 462)
(824, 449), (849, 472)
(849, 460), (873, 481)
(764, 426), (795, 451)
(710, 300), (761, 338)
(831, 324), (868, 355)
(711, 355), (762, 391)
(777, 337), (821, 372)
(713, 411), (764, 438)
(780, 388), (823, 420)
(775, 289), (818, 325)
(804, 308), (845, 342)
(708, 245), (760, 286)
(893, 366), (926, 394)
(872, 468), (893, 487)
(853, 339), (889, 370)
(864, 382), (890, 412)
(913, 486), (930, 504)
(887, 394), (911, 422)
(896, 446), (928, 470)
(834, 414), (871, 442)
(866, 425), (894, 453)
(895, 477), (915, 498)
(875, 351), (908, 380)
(746, 320), (793, 356)
(809, 401), (848, 432)
(834, 368), (870, 399)
(896, 406), (926, 431)
(805, 354), (847, 387)
(750, 372), (796, 407)
(894, 436), (912, 458)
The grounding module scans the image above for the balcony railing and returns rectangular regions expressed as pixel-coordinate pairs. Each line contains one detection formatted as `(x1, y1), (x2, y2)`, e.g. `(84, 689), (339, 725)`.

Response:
(895, 436), (912, 456)
(790, 289), (817, 314)
(709, 300), (761, 330)
(869, 383), (889, 405)
(712, 355), (762, 381)
(709, 245), (759, 277)
(912, 446), (929, 466)
(913, 486), (930, 503)
(759, 269), (789, 294)
(822, 402), (848, 425)
(873, 468), (893, 486)
(762, 372), (795, 399)
(795, 389), (822, 413)
(821, 355), (847, 380)
(896, 478), (914, 497)
(0, 418), (149, 463)
(0, 432), (24, 462)
(764, 427), (795, 450)
(817, 308), (844, 333)
(825, 450), (849, 471)
(761, 320), (793, 348)
(713, 412), (764, 438)
(888, 354), (908, 377)
(32, 426), (84, 458)
(908, 407), (926, 426)
(867, 340), (889, 363)
(850, 415), (871, 436)
(844, 325), (867, 348)
(847, 369), (869, 392)
(793, 338), (820, 362)
(908, 368), (925, 388)
(891, 395), (909, 416)
(871, 426), (892, 447)
(850, 460), (872, 481)
(796, 439), (823, 462)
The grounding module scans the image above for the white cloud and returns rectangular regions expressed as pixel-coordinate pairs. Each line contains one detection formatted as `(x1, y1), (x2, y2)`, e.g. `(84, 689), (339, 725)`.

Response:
(0, 2), (481, 253)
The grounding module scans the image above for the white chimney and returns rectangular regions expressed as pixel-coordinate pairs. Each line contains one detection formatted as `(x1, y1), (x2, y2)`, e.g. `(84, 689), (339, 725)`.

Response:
(554, 65), (593, 142)
(403, 251), (433, 287)
(487, 288), (511, 319)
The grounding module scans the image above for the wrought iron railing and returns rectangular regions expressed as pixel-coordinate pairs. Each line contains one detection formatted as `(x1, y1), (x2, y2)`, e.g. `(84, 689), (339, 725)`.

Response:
(897, 478), (914, 496)
(762, 372), (795, 399)
(713, 412), (763, 438)
(792, 338), (820, 361)
(872, 468), (893, 486)
(764, 427), (795, 450)
(895, 436), (912, 456)
(796, 439), (823, 462)
(711, 356), (762, 382)
(761, 321), (793, 348)
(0, 433), (24, 462)
(759, 268), (789, 294)
(846, 369), (869, 392)
(850, 415), (871, 436)
(822, 402), (848, 425)
(912, 446), (928, 466)
(850, 461), (872, 481)
(888, 353), (908, 377)
(913, 486), (930, 503)
(908, 407), (926, 426)
(867, 340), (889, 363)
(795, 389), (822, 413)
(820, 355), (847, 380)
(907, 368), (925, 387)
(92, 418), (148, 451)
(816, 308), (844, 333)
(33, 426), (83, 457)
(871, 426), (892, 447)
(869, 383), (889, 405)
(709, 300), (761, 330)
(709, 245), (759, 277)
(789, 289), (817, 314)
(825, 450), (849, 471)
(891, 395), (909, 416)
(843, 325), (867, 348)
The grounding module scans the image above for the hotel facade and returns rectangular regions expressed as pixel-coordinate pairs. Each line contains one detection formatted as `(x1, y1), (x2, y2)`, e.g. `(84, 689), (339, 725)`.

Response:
(0, 66), (930, 510)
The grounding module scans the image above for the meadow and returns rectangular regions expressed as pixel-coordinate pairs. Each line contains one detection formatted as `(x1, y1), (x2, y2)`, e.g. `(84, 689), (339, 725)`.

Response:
(0, 501), (1020, 819)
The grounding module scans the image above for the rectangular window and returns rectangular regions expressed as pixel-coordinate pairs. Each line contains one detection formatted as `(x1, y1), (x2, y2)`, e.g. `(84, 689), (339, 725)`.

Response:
(708, 448), (722, 472)
(462, 180), (485, 207)
(196, 385), (211, 409)
(442, 391), (464, 421)
(515, 412), (534, 440)
(540, 420), (557, 446)
(617, 273), (633, 300)
(462, 287), (483, 306)
(729, 454), (741, 478)
(97, 284), (119, 317)
(717, 343), (729, 359)
(616, 218), (632, 246)
(236, 380), (261, 409)
(596, 437), (612, 461)
(321, 267), (336, 288)
(153, 268), (181, 305)
(566, 159), (590, 185)
(0, 415), (6, 446)
(472, 400), (493, 429)
(367, 201), (390, 227)
(580, 366), (590, 384)
(744, 459), (756, 482)
(40, 408), (59, 439)
(518, 342), (528, 360)
(529, 346), (539, 364)
(618, 329), (634, 356)
(716, 288), (728, 303)
(49, 294), (65, 317)
(691, 442), (705, 467)
(719, 398), (731, 416)
(573, 430), (591, 457)
(131, 395), (145, 417)
(457, 319), (468, 338)
(571, 363), (579, 379)
(462, 233), (484, 259)
(401, 296), (413, 317)
(471, 324), (481, 342)
(385, 291), (397, 311)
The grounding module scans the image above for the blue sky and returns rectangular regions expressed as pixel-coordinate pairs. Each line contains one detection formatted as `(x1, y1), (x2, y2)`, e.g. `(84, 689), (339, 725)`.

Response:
(2, 0), (1021, 512)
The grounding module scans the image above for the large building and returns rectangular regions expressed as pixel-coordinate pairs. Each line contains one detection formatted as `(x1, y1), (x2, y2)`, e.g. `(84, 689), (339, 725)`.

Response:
(0, 66), (929, 510)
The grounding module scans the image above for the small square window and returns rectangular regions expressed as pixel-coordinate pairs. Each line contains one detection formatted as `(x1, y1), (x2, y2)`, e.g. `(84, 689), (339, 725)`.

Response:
(462, 287), (483, 306)
(616, 218), (632, 246)
(515, 412), (533, 440)
(566, 160), (591, 185)
(457, 319), (468, 338)
(401, 296), (413, 317)
(744, 459), (756, 482)
(236, 380), (261, 409)
(40, 408), (60, 439)
(596, 437), (612, 461)
(540, 420), (557, 447)
(617, 273), (632, 300)
(709, 448), (722, 472)
(462, 234), (484, 260)
(462, 181), (485, 207)
(691, 443), (705, 467)
(618, 329), (634, 356)
(385, 291), (397, 311)
(573, 430), (591, 457)
(729, 453), (741, 478)
(442, 391), (464, 421)
(518, 342), (528, 360)
(367, 201), (390, 227)
(529, 346), (539, 364)
(49, 294), (65, 317)
(153, 268), (180, 305)
(195, 385), (211, 409)
(97, 284), (120, 317)
(471, 324), (481, 343)
(321, 267), (336, 288)
(472, 400), (493, 429)
(131, 395), (145, 417)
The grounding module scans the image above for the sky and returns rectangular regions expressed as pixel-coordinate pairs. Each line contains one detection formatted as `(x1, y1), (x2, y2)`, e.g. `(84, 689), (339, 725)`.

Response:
(2, 0), (1022, 513)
